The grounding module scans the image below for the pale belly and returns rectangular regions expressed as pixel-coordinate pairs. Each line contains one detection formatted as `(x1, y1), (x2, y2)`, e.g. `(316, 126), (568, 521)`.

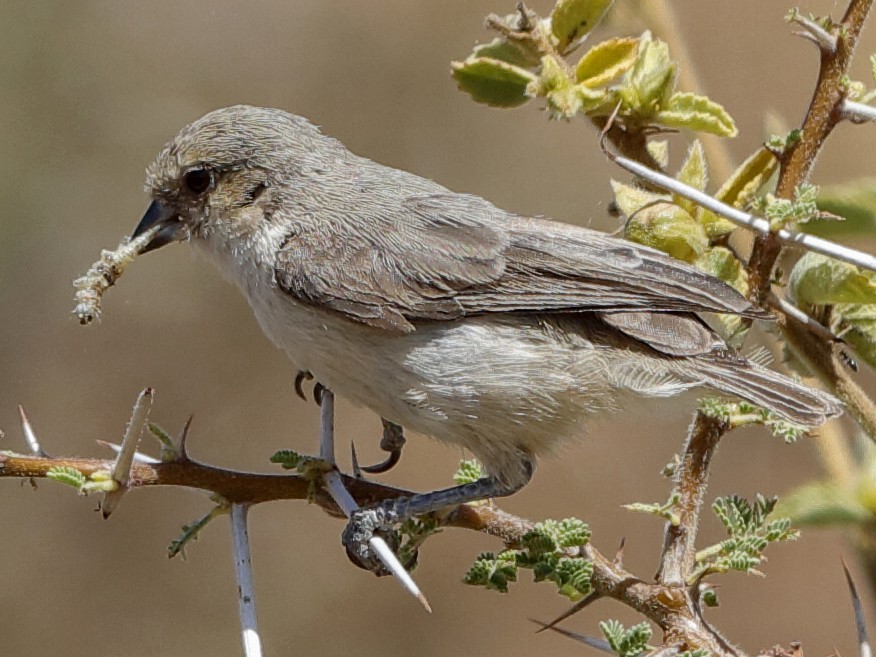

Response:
(248, 285), (694, 486)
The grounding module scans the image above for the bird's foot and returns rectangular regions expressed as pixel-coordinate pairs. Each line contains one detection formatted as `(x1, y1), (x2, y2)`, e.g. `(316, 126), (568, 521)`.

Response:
(343, 506), (404, 575)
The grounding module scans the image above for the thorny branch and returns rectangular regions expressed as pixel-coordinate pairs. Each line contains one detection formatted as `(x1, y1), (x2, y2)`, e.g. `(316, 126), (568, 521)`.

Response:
(657, 413), (726, 586)
(0, 415), (744, 657)
(747, 0), (874, 306)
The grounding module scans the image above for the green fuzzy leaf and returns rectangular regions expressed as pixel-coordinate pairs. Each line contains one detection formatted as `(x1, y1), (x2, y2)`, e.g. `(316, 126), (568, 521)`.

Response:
(600, 620), (652, 657)
(269, 449), (307, 469)
(624, 201), (708, 263)
(624, 493), (681, 524)
(789, 252), (876, 306)
(553, 557), (594, 600)
(618, 31), (676, 116)
(575, 36), (638, 87)
(657, 91), (738, 137)
(699, 147), (777, 238)
(646, 140), (669, 169)
(472, 38), (540, 68)
(453, 458), (485, 485)
(694, 247), (748, 295)
(464, 552), (518, 593)
(611, 179), (667, 217)
(551, 0), (614, 51)
(674, 140), (708, 214)
(761, 183), (819, 229)
(451, 57), (536, 108)
(46, 466), (88, 490)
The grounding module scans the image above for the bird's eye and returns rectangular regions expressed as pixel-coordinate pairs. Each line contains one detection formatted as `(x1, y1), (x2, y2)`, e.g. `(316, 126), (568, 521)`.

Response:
(182, 168), (213, 195)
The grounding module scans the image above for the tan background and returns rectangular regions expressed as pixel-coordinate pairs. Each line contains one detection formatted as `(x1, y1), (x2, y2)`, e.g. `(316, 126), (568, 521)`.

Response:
(2, 1), (876, 655)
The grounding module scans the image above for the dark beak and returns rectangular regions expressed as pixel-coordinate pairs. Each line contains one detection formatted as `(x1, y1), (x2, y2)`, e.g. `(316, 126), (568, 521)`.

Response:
(132, 200), (185, 253)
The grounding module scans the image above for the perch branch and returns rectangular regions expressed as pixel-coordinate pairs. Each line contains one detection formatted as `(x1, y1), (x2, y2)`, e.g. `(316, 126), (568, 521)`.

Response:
(657, 412), (727, 585)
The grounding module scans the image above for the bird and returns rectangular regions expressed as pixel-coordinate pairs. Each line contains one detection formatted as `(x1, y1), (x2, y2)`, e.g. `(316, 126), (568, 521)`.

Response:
(131, 104), (842, 571)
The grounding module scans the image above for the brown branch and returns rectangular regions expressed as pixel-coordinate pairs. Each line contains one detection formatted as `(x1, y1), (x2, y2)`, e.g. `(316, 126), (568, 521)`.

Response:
(779, 314), (876, 440)
(2, 447), (743, 656)
(657, 412), (727, 586)
(747, 0), (874, 307)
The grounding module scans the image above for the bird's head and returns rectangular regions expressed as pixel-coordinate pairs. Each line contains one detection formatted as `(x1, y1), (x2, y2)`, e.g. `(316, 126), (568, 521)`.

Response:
(132, 105), (325, 252)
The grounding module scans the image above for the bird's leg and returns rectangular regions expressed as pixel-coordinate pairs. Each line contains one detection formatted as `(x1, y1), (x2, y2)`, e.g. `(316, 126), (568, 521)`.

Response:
(298, 370), (406, 475)
(357, 419), (407, 474)
(342, 460), (535, 574)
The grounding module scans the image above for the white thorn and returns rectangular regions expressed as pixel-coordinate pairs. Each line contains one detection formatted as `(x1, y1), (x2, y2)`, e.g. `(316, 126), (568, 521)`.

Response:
(103, 388), (154, 518)
(18, 405), (45, 457)
(317, 390), (431, 611)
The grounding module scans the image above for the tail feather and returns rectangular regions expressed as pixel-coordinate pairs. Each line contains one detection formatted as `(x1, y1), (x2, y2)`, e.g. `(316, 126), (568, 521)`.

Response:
(696, 360), (843, 427)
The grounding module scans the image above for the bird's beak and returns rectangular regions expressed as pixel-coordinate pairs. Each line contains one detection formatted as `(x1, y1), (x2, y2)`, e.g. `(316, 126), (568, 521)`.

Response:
(132, 200), (186, 253)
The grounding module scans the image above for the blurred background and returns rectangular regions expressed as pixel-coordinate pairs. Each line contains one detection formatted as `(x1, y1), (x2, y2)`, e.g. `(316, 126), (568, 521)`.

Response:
(2, 1), (876, 655)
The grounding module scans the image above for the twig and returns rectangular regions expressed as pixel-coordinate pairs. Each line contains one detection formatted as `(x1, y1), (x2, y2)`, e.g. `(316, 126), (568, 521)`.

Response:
(747, 0), (874, 306)
(606, 148), (876, 274)
(767, 294), (839, 343)
(780, 313), (876, 442)
(657, 412), (727, 585)
(842, 99), (876, 123)
(788, 10), (838, 53)
(316, 390), (431, 611)
(230, 504), (263, 657)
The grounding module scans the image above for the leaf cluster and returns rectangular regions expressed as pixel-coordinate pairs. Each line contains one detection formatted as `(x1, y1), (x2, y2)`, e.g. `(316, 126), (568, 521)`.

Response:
(452, 0), (735, 135)
(464, 518), (593, 600)
(694, 495), (798, 579)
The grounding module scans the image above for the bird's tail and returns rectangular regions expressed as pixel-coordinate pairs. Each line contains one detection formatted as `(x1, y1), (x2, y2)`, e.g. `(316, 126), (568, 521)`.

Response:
(695, 359), (843, 427)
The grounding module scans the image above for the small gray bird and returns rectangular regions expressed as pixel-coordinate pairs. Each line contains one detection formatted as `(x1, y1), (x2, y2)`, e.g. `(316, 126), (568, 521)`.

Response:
(132, 105), (841, 570)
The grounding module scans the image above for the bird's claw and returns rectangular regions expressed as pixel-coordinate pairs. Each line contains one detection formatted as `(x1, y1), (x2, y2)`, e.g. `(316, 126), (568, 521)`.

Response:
(293, 370), (326, 406)
(294, 370), (314, 401)
(353, 419), (407, 475)
(342, 506), (400, 576)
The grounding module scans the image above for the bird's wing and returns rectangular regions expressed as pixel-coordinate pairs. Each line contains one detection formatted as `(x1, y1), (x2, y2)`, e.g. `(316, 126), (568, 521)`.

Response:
(274, 193), (767, 334)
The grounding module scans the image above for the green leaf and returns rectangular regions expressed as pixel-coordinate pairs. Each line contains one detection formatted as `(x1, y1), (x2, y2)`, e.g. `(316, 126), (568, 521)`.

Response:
(472, 38), (540, 68)
(269, 449), (307, 469)
(657, 91), (738, 137)
(453, 458), (485, 485)
(451, 57), (537, 108)
(646, 140), (669, 169)
(699, 147), (777, 238)
(789, 252), (876, 306)
(168, 505), (228, 559)
(761, 183), (819, 229)
(674, 140), (707, 214)
(464, 552), (518, 593)
(624, 493), (681, 524)
(575, 36), (638, 87)
(694, 247), (748, 296)
(618, 31), (676, 116)
(600, 620), (652, 657)
(46, 466), (88, 490)
(624, 201), (708, 263)
(551, 0), (614, 51)
(611, 179), (667, 217)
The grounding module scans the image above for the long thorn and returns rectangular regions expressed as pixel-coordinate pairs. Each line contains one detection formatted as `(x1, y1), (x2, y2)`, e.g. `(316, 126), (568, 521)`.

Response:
(18, 406), (47, 457)
(317, 390), (431, 611)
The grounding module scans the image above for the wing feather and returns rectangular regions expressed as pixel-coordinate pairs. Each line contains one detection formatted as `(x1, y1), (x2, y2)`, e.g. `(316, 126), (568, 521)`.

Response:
(274, 192), (766, 332)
